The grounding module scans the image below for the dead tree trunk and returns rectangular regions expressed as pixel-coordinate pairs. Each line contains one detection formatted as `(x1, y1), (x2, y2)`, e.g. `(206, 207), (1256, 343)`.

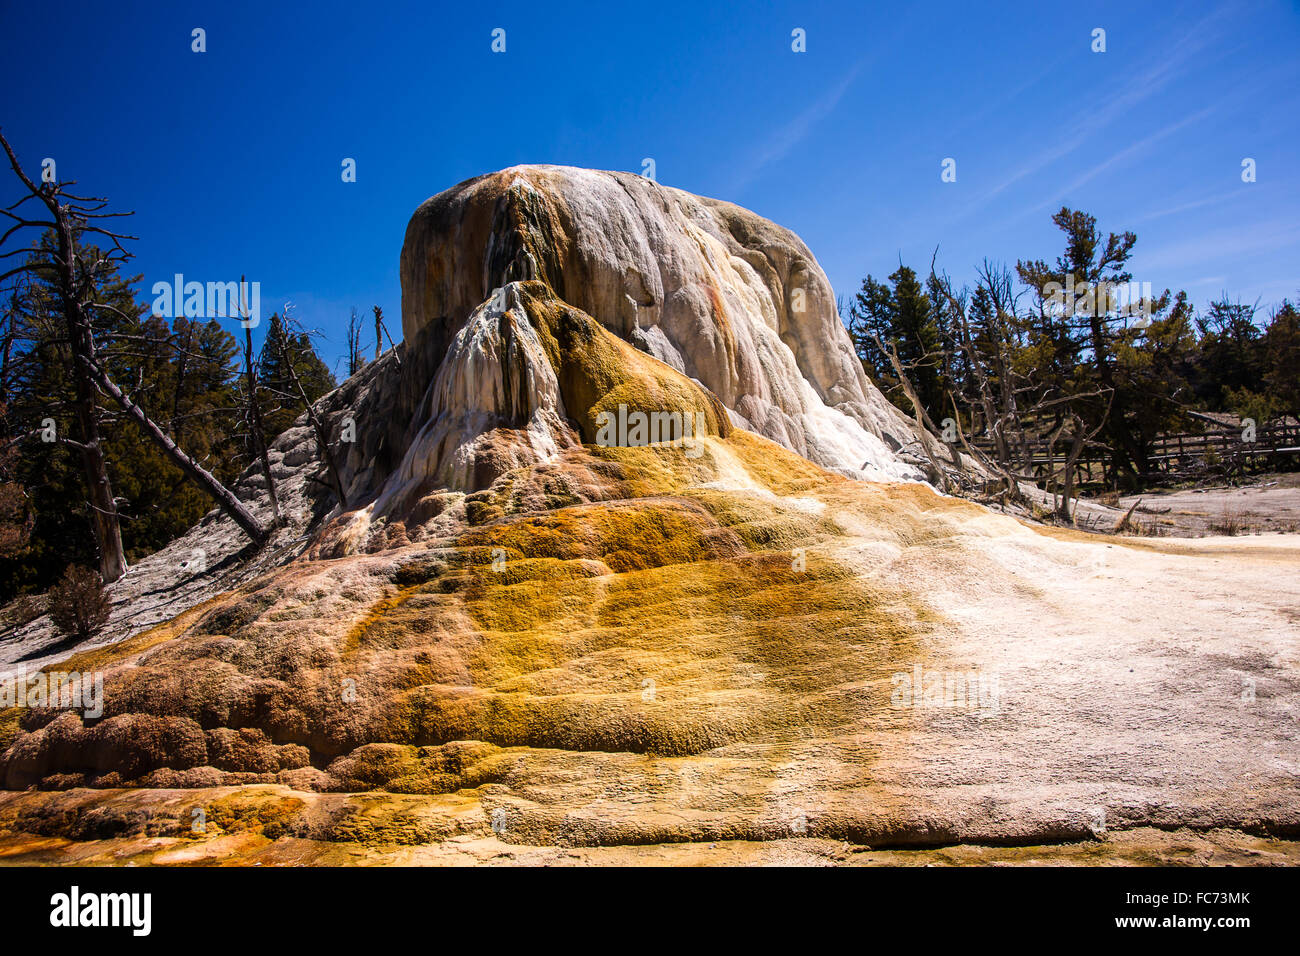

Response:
(240, 277), (279, 522)
(373, 305), (400, 369)
(37, 169), (127, 581)
(169, 318), (193, 440)
(1054, 423), (1088, 523)
(1, 129), (268, 555)
(70, 342), (127, 582)
(87, 357), (268, 543)
(870, 332), (953, 491)
(269, 317), (348, 511)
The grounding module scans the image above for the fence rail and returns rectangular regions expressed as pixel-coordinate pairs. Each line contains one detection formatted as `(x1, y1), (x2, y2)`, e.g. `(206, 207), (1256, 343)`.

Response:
(969, 421), (1300, 485)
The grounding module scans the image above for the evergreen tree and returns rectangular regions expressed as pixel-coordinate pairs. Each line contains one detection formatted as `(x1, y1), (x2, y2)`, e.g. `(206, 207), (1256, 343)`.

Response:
(1192, 297), (1267, 413)
(0, 234), (245, 598)
(257, 311), (336, 440)
(1017, 208), (1143, 485)
(847, 275), (895, 387)
(847, 266), (945, 421)
(1263, 301), (1300, 419)
(1114, 290), (1198, 472)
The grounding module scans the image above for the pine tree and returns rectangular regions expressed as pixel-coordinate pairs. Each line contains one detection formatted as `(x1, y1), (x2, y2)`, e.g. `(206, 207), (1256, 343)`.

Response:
(1115, 290), (1198, 472)
(847, 275), (895, 388)
(1192, 298), (1266, 413)
(1, 132), (268, 594)
(257, 312), (336, 440)
(847, 267), (945, 421)
(1017, 208), (1142, 486)
(1263, 301), (1300, 419)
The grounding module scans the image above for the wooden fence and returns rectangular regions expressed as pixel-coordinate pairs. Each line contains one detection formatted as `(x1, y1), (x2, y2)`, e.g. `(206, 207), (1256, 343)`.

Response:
(970, 420), (1300, 486)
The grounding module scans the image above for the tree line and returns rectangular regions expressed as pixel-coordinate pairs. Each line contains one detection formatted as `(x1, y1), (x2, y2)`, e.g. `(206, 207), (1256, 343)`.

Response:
(844, 207), (1300, 512)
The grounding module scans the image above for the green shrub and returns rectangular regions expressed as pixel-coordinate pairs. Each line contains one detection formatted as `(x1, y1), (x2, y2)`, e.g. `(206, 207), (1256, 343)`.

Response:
(48, 565), (111, 641)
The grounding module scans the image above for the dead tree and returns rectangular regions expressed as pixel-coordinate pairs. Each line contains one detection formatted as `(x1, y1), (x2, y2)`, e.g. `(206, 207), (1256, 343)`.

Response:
(373, 305), (400, 368)
(929, 258), (1115, 519)
(1046, 410), (1111, 523)
(929, 262), (1023, 498)
(240, 276), (279, 522)
(868, 331), (955, 492)
(83, 353), (269, 542)
(0, 129), (268, 571)
(2, 135), (128, 579)
(266, 306), (348, 510)
(346, 306), (365, 377)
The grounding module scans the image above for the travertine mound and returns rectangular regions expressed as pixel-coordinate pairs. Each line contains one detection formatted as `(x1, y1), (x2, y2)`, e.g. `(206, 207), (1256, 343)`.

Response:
(364, 280), (733, 521)
(395, 165), (922, 485)
(308, 167), (927, 538)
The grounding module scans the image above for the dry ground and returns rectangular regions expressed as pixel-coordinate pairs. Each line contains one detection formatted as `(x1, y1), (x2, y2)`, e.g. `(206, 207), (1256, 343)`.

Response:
(1107, 474), (1300, 537)
(1, 439), (1296, 865)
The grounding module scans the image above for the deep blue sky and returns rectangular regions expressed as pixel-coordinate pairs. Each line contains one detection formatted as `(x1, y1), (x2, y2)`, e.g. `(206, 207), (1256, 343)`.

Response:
(2, 0), (1297, 375)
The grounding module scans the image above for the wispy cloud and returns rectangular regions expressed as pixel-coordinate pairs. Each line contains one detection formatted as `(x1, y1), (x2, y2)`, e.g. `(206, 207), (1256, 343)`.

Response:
(728, 62), (864, 195)
(1034, 105), (1219, 211)
(1135, 189), (1242, 223)
(1135, 219), (1300, 272)
(948, 8), (1236, 223)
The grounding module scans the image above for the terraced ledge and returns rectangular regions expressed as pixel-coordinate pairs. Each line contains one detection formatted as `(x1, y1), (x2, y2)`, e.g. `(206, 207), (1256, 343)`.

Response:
(0, 786), (1297, 867)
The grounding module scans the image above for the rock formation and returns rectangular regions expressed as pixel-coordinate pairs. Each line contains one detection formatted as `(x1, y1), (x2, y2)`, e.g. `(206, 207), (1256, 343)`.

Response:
(322, 166), (923, 528)
(396, 167), (921, 482)
(1, 168), (1297, 863)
